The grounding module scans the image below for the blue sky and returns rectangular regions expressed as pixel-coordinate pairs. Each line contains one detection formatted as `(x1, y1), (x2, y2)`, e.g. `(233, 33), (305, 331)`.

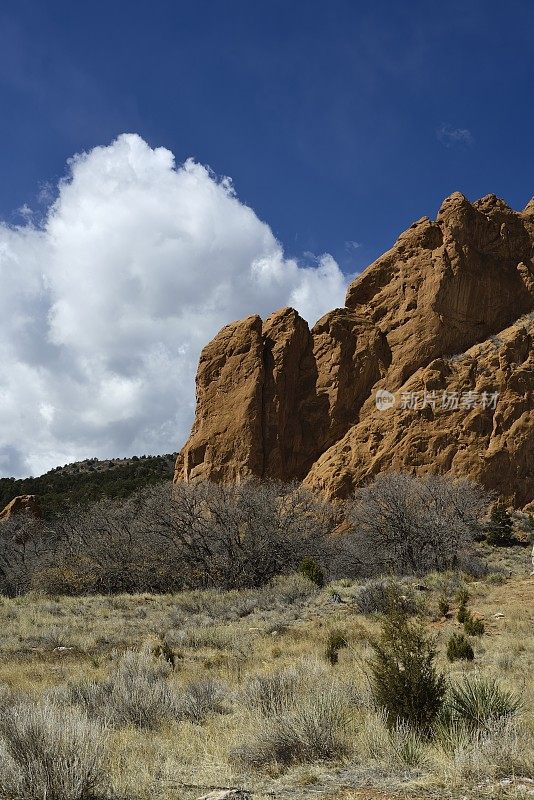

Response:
(1, 0), (534, 476)
(2, 0), (533, 272)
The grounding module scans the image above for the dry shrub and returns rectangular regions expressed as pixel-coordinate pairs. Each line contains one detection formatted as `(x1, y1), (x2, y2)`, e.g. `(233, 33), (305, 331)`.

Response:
(51, 649), (178, 729)
(178, 678), (226, 723)
(106, 649), (179, 728)
(236, 661), (349, 769)
(265, 573), (318, 605)
(51, 649), (226, 729)
(241, 666), (302, 717)
(0, 699), (107, 800)
(354, 578), (420, 616)
(232, 686), (348, 768)
(433, 717), (534, 783)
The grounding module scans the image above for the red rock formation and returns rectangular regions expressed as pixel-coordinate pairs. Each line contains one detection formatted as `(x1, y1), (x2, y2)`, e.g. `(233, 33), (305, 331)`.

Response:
(0, 494), (42, 522)
(175, 193), (534, 507)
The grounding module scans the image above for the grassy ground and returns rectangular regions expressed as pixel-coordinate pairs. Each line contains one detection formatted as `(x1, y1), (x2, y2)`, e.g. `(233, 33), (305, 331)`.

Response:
(0, 544), (532, 800)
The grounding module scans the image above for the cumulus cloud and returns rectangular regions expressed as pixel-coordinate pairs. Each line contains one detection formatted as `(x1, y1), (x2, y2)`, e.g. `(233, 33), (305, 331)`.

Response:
(436, 123), (474, 148)
(0, 134), (348, 477)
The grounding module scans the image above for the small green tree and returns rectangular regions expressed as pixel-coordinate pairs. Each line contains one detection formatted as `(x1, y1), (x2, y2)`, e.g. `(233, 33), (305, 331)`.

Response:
(455, 588), (469, 606)
(325, 630), (347, 665)
(298, 557), (325, 587)
(438, 596), (450, 617)
(456, 589), (469, 624)
(446, 633), (474, 662)
(487, 503), (513, 546)
(463, 614), (485, 636)
(368, 608), (445, 734)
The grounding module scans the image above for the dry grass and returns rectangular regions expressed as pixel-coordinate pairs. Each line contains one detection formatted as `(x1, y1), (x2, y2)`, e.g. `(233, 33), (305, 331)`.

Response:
(0, 554), (532, 799)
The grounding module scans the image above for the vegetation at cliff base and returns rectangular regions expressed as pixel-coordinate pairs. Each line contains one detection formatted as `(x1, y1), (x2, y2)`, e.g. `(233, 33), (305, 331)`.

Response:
(0, 453), (176, 518)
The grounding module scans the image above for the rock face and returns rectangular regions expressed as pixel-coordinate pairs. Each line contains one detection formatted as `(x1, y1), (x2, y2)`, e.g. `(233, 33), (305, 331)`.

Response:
(175, 193), (534, 507)
(0, 495), (42, 522)
(176, 307), (390, 484)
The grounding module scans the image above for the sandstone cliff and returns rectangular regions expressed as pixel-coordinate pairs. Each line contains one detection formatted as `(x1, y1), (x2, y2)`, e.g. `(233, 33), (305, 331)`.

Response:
(175, 193), (534, 507)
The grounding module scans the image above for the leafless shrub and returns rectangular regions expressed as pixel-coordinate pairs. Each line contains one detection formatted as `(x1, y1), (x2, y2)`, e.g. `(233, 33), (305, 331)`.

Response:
(148, 480), (335, 589)
(0, 516), (51, 595)
(0, 474), (489, 594)
(1, 480), (335, 595)
(0, 699), (107, 800)
(345, 474), (491, 575)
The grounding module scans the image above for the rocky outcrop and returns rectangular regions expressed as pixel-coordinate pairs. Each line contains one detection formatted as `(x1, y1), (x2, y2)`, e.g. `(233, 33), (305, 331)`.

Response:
(0, 495), (42, 522)
(304, 316), (534, 506)
(175, 314), (265, 484)
(175, 307), (390, 483)
(175, 193), (534, 507)
(345, 193), (534, 385)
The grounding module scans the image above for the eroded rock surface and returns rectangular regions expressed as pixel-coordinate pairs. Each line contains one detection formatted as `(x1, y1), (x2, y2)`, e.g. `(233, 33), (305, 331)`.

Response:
(175, 193), (534, 506)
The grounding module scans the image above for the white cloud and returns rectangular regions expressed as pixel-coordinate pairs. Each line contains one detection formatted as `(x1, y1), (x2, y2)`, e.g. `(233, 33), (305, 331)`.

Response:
(436, 123), (474, 148)
(0, 134), (348, 477)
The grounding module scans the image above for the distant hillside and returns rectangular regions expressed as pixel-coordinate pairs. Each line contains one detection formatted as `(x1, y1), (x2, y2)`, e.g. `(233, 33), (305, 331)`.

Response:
(0, 454), (177, 518)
